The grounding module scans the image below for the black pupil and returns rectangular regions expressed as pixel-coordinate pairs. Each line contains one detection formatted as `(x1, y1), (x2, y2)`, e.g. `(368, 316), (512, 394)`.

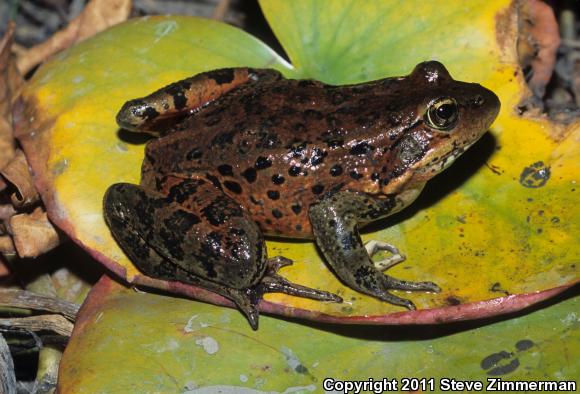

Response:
(436, 103), (455, 120)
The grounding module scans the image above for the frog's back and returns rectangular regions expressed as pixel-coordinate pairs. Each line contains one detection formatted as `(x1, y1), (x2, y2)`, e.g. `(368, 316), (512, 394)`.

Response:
(147, 76), (412, 163)
(143, 78), (415, 236)
(142, 64), (500, 237)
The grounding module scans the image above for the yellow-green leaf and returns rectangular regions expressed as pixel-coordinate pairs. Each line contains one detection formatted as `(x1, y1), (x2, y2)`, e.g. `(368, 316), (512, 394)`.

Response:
(57, 276), (579, 392)
(15, 1), (578, 324)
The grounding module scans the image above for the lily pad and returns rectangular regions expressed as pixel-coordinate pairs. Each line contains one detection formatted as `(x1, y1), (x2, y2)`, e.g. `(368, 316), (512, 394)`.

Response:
(14, 0), (579, 324)
(57, 275), (579, 392)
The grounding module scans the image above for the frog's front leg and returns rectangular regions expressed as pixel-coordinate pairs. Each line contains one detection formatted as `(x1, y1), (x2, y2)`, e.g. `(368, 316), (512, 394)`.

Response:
(116, 68), (283, 136)
(309, 191), (440, 310)
(104, 177), (339, 330)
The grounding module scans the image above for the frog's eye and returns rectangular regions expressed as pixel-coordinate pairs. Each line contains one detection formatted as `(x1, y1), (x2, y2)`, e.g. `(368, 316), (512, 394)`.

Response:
(425, 97), (458, 131)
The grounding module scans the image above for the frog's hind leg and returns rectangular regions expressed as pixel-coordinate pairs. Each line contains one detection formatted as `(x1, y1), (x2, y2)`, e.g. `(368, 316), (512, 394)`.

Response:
(309, 191), (441, 310)
(104, 179), (272, 328)
(116, 68), (283, 136)
(104, 178), (339, 330)
(103, 191), (259, 324)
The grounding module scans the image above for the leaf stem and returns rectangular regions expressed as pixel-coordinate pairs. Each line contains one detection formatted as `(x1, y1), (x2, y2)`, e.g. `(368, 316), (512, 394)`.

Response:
(8, 0), (19, 21)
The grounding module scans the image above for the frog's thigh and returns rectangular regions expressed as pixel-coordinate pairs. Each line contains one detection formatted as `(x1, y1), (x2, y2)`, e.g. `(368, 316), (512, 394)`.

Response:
(309, 191), (440, 310)
(116, 67), (283, 135)
(103, 187), (178, 281)
(104, 180), (266, 290)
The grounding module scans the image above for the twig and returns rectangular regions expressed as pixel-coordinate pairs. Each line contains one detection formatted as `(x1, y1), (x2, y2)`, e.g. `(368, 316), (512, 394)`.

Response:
(561, 38), (580, 50)
(0, 315), (74, 337)
(0, 289), (79, 321)
(212, 0), (230, 21)
(0, 333), (17, 394)
(8, 0), (19, 21)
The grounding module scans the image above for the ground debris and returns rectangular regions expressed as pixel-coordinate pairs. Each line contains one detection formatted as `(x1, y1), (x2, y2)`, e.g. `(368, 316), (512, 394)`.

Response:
(16, 0), (132, 75)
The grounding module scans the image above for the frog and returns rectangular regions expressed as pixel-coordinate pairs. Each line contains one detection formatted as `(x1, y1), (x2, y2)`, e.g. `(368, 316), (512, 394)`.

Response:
(104, 61), (500, 329)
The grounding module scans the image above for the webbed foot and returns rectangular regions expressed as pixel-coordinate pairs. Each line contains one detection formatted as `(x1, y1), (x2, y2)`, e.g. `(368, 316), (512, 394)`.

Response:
(231, 257), (342, 330)
(259, 256), (343, 302)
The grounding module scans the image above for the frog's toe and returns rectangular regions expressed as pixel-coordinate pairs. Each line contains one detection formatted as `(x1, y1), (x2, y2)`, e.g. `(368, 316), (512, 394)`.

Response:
(402, 299), (417, 311)
(370, 288), (418, 310)
(241, 302), (260, 331)
(384, 277), (441, 293)
(259, 258), (342, 303)
(259, 274), (342, 303)
(364, 240), (406, 271)
(335, 265), (439, 310)
(232, 258), (342, 330)
(226, 287), (261, 330)
(265, 256), (293, 273)
(230, 265), (343, 330)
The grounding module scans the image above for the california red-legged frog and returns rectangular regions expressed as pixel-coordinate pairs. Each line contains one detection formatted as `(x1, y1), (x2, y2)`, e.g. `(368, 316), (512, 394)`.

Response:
(104, 61), (500, 329)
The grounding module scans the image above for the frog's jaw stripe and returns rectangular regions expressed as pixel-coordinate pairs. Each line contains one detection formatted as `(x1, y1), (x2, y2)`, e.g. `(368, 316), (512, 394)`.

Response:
(421, 142), (471, 175)
(438, 152), (461, 172)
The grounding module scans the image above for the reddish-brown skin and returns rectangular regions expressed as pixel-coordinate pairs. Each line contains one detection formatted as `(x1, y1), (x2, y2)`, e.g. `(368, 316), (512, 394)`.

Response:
(137, 64), (498, 238)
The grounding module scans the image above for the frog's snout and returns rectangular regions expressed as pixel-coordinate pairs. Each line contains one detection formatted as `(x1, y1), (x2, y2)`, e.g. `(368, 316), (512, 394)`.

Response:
(475, 86), (501, 130)
(116, 99), (155, 132)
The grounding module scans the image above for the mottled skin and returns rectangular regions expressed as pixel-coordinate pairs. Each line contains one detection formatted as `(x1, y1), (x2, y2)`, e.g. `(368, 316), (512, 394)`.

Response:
(104, 61), (500, 329)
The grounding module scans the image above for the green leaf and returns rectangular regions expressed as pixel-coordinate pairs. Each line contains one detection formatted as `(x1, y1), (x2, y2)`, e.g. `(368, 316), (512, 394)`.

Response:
(260, 0), (505, 84)
(58, 276), (579, 392)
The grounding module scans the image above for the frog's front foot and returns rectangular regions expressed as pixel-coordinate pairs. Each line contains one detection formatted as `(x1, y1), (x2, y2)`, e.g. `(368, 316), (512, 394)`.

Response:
(364, 240), (406, 271)
(310, 191), (441, 311)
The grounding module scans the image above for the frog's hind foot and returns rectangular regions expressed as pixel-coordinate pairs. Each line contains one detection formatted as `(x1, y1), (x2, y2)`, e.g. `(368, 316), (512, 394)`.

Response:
(364, 240), (406, 271)
(257, 256), (343, 303)
(364, 242), (441, 306)
(223, 288), (262, 330)
(227, 259), (342, 331)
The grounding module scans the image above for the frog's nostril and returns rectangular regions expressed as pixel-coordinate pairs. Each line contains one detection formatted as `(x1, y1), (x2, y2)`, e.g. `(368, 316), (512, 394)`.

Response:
(473, 95), (484, 106)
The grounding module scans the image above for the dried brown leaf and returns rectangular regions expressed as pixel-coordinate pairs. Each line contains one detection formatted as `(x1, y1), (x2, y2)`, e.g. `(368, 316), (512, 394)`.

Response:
(0, 23), (23, 172)
(0, 257), (10, 277)
(17, 0), (132, 75)
(518, 0), (560, 98)
(0, 204), (16, 221)
(0, 236), (15, 255)
(1, 149), (39, 207)
(9, 207), (61, 258)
